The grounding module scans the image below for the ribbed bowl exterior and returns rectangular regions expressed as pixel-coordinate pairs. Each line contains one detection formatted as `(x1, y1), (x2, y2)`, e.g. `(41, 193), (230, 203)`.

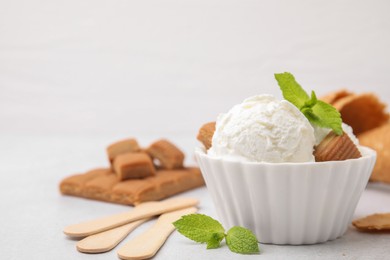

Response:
(195, 147), (376, 245)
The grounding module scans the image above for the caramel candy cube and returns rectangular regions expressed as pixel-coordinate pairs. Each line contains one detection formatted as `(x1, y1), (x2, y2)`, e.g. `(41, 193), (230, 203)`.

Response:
(113, 152), (155, 180)
(59, 168), (111, 196)
(107, 138), (140, 165)
(146, 139), (184, 169)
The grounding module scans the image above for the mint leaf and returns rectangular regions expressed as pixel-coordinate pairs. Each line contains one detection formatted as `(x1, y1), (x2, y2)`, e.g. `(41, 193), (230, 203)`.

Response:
(302, 108), (319, 122)
(226, 226), (259, 254)
(173, 214), (261, 255)
(173, 214), (225, 245)
(311, 100), (343, 135)
(206, 232), (225, 249)
(275, 72), (343, 135)
(304, 90), (318, 108)
(275, 72), (309, 108)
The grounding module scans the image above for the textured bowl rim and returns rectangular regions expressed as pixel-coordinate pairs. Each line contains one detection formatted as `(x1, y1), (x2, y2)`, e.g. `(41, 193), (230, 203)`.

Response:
(195, 146), (376, 166)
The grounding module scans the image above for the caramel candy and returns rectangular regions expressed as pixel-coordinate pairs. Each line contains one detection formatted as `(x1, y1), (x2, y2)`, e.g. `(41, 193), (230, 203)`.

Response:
(113, 152), (155, 180)
(197, 122), (216, 150)
(59, 167), (205, 205)
(146, 139), (184, 169)
(107, 138), (140, 165)
(60, 168), (111, 195)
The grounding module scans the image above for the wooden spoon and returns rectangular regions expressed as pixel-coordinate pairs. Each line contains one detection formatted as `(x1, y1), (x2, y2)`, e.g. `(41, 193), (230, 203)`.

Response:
(76, 202), (159, 253)
(64, 197), (198, 238)
(76, 218), (150, 253)
(117, 207), (197, 260)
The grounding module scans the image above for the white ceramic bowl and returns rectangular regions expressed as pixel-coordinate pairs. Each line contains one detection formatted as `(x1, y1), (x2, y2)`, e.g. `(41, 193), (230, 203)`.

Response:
(195, 146), (376, 245)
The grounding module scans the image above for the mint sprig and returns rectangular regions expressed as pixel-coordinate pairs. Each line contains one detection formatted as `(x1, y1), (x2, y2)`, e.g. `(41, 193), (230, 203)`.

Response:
(173, 214), (260, 255)
(226, 226), (260, 254)
(172, 214), (225, 245)
(274, 72), (343, 135)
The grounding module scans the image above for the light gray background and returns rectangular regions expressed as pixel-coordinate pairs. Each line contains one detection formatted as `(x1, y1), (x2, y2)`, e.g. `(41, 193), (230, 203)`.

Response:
(1, 0), (390, 259)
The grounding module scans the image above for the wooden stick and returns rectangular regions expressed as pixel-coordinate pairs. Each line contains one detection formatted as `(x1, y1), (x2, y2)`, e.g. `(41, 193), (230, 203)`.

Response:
(63, 198), (198, 237)
(117, 207), (197, 260)
(76, 218), (150, 253)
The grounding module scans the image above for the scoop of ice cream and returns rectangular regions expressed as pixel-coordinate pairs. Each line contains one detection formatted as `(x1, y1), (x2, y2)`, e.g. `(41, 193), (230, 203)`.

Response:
(208, 95), (316, 163)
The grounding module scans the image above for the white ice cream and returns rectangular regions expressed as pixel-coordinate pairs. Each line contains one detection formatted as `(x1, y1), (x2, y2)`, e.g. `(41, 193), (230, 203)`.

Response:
(208, 95), (316, 163)
(313, 123), (359, 146)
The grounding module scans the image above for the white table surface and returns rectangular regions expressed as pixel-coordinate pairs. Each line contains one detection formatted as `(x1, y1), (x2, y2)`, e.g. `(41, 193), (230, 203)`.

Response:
(2, 134), (390, 260)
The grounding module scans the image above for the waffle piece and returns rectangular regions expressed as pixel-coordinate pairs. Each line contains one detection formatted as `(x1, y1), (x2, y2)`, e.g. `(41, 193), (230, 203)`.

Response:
(197, 122), (216, 150)
(321, 90), (389, 182)
(331, 93), (389, 135)
(352, 213), (390, 231)
(320, 89), (352, 105)
(314, 131), (361, 162)
(107, 138), (141, 165)
(59, 167), (205, 205)
(359, 122), (390, 183)
(113, 152), (155, 180)
(146, 139), (184, 169)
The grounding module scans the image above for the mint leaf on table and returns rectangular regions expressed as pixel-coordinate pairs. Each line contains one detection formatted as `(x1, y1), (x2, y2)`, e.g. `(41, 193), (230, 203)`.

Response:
(226, 226), (260, 254)
(173, 214), (225, 246)
(206, 232), (225, 249)
(173, 214), (260, 255)
(274, 72), (343, 135)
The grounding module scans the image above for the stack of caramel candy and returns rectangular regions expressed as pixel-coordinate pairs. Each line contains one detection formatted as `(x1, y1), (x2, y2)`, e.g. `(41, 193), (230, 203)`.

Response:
(60, 138), (204, 205)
